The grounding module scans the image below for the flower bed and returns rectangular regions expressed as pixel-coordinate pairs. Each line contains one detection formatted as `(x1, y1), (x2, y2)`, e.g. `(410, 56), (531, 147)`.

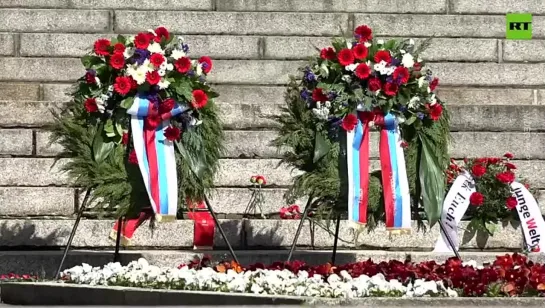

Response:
(58, 254), (545, 298)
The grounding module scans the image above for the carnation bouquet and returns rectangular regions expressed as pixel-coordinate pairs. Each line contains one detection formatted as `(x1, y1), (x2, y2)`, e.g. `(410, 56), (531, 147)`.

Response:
(273, 25), (450, 230)
(446, 153), (535, 236)
(50, 26), (223, 224)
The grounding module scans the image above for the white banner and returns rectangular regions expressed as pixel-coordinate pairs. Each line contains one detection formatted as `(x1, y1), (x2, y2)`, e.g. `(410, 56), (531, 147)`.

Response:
(511, 181), (545, 253)
(433, 171), (476, 253)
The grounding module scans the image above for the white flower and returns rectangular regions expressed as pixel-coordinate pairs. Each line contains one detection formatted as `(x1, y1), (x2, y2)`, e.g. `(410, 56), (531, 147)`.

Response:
(346, 41), (352, 49)
(126, 36), (135, 44)
(123, 47), (134, 59)
(158, 69), (166, 77)
(171, 49), (186, 60)
(402, 53), (414, 68)
(195, 62), (203, 76)
(408, 97), (420, 109)
(418, 76), (426, 88)
(345, 63), (359, 72)
(377, 39), (384, 45)
(409, 39), (415, 45)
(148, 42), (164, 54)
(147, 29), (157, 36)
(400, 49), (406, 54)
(94, 77), (102, 87)
(429, 94), (437, 105)
(364, 42), (372, 48)
(165, 63), (174, 71)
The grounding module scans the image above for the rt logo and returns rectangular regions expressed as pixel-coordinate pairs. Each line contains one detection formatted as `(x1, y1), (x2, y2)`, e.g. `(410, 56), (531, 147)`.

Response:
(506, 13), (532, 40)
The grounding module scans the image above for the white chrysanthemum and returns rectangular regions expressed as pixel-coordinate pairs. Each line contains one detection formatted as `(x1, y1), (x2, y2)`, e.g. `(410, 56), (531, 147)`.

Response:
(165, 63), (174, 71)
(402, 53), (414, 68)
(377, 39), (384, 45)
(418, 76), (426, 88)
(195, 63), (203, 76)
(429, 93), (437, 105)
(408, 97), (420, 109)
(171, 49), (186, 60)
(364, 41), (372, 48)
(148, 42), (164, 54)
(345, 63), (359, 72)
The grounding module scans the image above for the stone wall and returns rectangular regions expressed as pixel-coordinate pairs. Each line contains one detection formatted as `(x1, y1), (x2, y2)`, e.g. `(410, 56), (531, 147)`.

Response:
(0, 0), (544, 249)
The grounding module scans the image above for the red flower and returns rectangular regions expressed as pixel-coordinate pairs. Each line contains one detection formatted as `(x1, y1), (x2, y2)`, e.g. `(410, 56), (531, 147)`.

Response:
(312, 88), (328, 102)
(488, 157), (501, 165)
(471, 164), (486, 177)
(256, 175), (266, 185)
(146, 71), (161, 85)
(84, 98), (98, 113)
(199, 56), (213, 74)
(393, 66), (410, 84)
(413, 62), (422, 71)
(427, 103), (443, 121)
(383, 82), (398, 96)
(341, 114), (358, 132)
(430, 77), (439, 91)
(352, 44), (368, 60)
(470, 192), (484, 206)
(192, 90), (208, 109)
(164, 126), (181, 141)
(93, 39), (110, 56)
(150, 53), (164, 67)
(504, 152), (514, 159)
(159, 98), (175, 114)
(496, 171), (515, 184)
(128, 150), (138, 165)
(113, 43), (125, 54)
(354, 25), (373, 42)
(505, 162), (517, 170)
(109, 53), (125, 70)
(374, 50), (392, 64)
(338, 48), (355, 66)
(506, 197), (518, 210)
(134, 32), (151, 49)
(154, 26), (170, 43)
(354, 64), (371, 79)
(368, 77), (382, 92)
(175, 57), (192, 73)
(121, 132), (129, 145)
(320, 47), (336, 60)
(85, 71), (96, 84)
(113, 76), (132, 95)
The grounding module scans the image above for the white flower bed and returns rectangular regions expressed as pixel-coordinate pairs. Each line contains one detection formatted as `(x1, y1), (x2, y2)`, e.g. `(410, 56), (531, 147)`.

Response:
(60, 259), (458, 298)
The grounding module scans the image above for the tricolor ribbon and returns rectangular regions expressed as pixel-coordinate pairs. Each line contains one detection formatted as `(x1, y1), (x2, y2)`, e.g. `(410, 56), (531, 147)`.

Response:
(346, 112), (411, 233)
(127, 95), (189, 220)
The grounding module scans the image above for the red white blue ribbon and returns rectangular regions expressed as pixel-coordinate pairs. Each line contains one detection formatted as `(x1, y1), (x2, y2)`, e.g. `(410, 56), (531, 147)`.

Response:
(127, 96), (188, 218)
(347, 112), (411, 231)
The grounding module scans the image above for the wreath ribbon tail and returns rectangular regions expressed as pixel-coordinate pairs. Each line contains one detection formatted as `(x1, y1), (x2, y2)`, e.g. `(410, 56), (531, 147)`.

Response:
(379, 113), (411, 232)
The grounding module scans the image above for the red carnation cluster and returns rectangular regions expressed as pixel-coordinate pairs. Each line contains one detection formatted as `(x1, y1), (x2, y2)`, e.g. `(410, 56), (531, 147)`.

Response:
(279, 205), (302, 219)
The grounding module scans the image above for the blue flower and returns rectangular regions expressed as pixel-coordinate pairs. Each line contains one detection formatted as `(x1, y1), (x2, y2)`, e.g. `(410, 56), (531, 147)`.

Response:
(303, 67), (316, 83)
(300, 89), (311, 101)
(391, 58), (401, 66)
(132, 49), (150, 65)
(416, 112), (425, 119)
(181, 43), (189, 53)
(398, 106), (408, 112)
(328, 91), (337, 101)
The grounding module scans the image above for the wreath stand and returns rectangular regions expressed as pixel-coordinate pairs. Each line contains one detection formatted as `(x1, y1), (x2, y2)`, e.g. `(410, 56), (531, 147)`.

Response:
(54, 129), (239, 278)
(286, 196), (462, 264)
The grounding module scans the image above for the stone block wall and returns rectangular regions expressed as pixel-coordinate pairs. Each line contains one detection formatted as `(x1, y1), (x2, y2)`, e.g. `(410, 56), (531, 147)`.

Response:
(0, 0), (544, 249)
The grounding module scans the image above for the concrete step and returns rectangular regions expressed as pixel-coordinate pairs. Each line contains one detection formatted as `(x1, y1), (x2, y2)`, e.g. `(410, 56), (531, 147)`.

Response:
(1, 100), (545, 132)
(0, 0), (213, 10)
(2, 249), (543, 278)
(1, 157), (544, 188)
(0, 218), (527, 250)
(1, 58), (545, 86)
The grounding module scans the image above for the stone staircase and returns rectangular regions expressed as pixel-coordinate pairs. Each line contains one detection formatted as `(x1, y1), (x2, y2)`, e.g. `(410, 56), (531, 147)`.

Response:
(0, 0), (544, 274)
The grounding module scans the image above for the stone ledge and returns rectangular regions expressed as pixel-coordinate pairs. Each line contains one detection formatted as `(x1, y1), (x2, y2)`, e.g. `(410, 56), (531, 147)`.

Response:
(0, 9), (110, 33)
(0, 219), (528, 250)
(2, 282), (545, 306)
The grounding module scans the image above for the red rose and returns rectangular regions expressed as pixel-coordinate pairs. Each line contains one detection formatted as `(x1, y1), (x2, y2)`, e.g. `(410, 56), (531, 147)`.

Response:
(93, 39), (110, 56)
(383, 82), (398, 96)
(469, 192), (484, 206)
(504, 152), (514, 159)
(393, 66), (410, 84)
(154, 26), (170, 43)
(341, 114), (358, 132)
(471, 164), (486, 177)
(374, 50), (391, 64)
(505, 162), (517, 170)
(150, 53), (164, 67)
(164, 125), (181, 141)
(199, 56), (213, 74)
(128, 150), (138, 165)
(506, 197), (518, 210)
(430, 77), (439, 91)
(338, 48), (355, 66)
(413, 62), (422, 71)
(109, 53), (125, 70)
(354, 25), (373, 42)
(496, 171), (515, 184)
(312, 88), (328, 102)
(146, 71), (161, 85)
(352, 44), (368, 60)
(354, 64), (370, 79)
(192, 89), (208, 109)
(159, 98), (175, 114)
(113, 76), (132, 95)
(175, 57), (192, 73)
(113, 43), (125, 54)
(121, 132), (129, 145)
(426, 103), (443, 121)
(134, 32), (151, 49)
(368, 77), (382, 91)
(320, 47), (336, 60)
(256, 175), (266, 185)
(84, 98), (98, 113)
